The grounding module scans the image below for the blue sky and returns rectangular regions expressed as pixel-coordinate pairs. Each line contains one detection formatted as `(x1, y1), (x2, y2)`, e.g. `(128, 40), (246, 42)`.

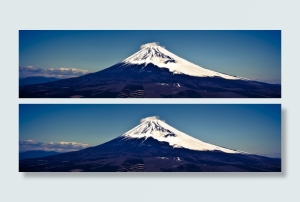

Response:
(19, 30), (281, 83)
(19, 104), (281, 158)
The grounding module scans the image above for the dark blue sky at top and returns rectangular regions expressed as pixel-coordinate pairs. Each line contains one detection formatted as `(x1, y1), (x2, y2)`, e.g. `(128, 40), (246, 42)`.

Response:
(19, 30), (281, 83)
(19, 104), (281, 158)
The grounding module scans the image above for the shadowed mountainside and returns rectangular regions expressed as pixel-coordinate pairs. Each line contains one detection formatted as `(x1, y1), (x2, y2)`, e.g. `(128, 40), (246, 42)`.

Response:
(19, 137), (281, 172)
(19, 63), (281, 98)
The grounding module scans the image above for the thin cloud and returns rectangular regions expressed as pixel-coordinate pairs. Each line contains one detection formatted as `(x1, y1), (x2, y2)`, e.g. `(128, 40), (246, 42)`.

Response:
(140, 116), (165, 123)
(140, 42), (165, 49)
(19, 140), (90, 153)
(19, 66), (90, 79)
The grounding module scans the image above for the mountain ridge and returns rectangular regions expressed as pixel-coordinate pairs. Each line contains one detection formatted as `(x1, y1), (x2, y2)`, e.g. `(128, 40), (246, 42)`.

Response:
(19, 150), (60, 160)
(19, 76), (60, 86)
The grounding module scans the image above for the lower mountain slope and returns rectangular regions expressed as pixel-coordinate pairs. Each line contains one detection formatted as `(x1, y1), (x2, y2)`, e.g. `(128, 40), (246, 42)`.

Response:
(19, 63), (281, 98)
(19, 137), (281, 172)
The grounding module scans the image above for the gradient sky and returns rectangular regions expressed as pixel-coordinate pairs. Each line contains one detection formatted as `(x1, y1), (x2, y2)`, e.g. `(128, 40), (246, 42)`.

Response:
(19, 104), (281, 158)
(19, 30), (281, 83)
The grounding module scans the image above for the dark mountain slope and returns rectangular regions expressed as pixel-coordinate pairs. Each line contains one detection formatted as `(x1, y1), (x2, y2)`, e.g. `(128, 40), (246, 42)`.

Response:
(19, 63), (280, 98)
(19, 137), (281, 172)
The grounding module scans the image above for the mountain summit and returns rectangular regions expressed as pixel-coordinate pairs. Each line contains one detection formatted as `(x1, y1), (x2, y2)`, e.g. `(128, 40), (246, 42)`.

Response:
(19, 42), (281, 98)
(123, 42), (246, 80)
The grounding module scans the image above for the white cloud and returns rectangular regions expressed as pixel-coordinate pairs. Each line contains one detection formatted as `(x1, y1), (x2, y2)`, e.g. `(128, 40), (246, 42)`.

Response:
(19, 140), (90, 153)
(19, 66), (90, 79)
(140, 42), (165, 49)
(140, 116), (165, 123)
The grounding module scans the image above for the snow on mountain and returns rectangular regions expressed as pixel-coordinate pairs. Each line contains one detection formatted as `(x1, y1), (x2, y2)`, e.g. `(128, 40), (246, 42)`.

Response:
(121, 116), (246, 154)
(123, 42), (248, 80)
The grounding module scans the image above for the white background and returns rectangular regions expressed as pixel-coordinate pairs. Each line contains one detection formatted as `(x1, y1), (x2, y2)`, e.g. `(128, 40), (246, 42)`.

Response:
(0, 0), (298, 201)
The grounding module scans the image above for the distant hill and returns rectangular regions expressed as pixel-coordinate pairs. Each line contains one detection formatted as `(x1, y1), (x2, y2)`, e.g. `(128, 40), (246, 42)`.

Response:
(19, 150), (60, 160)
(19, 77), (59, 86)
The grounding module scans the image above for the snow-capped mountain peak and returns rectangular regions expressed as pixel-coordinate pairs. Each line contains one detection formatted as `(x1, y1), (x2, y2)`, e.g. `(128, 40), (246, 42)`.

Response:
(121, 116), (246, 154)
(124, 42), (176, 65)
(123, 42), (248, 80)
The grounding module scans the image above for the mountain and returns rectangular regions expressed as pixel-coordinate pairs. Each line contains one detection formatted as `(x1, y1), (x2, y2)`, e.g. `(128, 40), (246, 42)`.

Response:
(123, 43), (247, 80)
(19, 42), (280, 98)
(19, 76), (60, 86)
(19, 150), (60, 160)
(122, 116), (245, 153)
(19, 116), (281, 172)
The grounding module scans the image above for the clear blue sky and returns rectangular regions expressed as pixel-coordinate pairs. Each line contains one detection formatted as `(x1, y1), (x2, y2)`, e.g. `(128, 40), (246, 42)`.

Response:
(19, 30), (281, 83)
(19, 104), (281, 158)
